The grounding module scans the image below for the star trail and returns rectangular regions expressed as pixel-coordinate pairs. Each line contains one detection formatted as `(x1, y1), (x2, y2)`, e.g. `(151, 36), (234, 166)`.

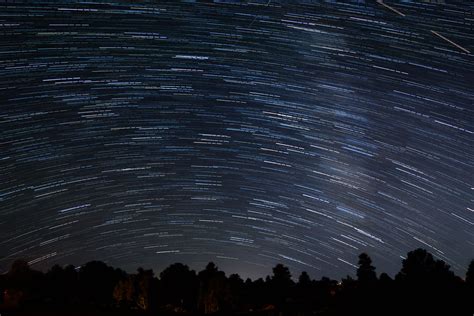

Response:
(0, 0), (473, 280)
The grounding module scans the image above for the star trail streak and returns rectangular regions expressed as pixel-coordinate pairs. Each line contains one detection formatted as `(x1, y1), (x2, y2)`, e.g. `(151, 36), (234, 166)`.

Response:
(0, 0), (473, 280)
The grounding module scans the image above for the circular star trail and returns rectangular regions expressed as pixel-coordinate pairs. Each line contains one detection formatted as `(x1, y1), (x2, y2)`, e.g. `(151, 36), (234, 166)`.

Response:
(0, 0), (473, 280)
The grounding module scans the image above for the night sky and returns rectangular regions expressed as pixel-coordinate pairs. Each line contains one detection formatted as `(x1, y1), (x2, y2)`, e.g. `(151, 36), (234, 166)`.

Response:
(0, 0), (473, 280)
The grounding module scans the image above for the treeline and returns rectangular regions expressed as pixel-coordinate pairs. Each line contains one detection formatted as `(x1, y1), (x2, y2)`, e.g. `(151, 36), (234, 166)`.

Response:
(0, 248), (473, 315)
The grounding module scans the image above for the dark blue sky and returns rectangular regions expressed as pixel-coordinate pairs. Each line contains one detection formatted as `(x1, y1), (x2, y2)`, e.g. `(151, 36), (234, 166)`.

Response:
(0, 0), (473, 280)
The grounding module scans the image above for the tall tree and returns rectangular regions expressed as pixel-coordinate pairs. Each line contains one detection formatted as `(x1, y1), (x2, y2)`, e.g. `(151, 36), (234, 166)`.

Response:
(271, 264), (292, 286)
(135, 267), (156, 311)
(226, 274), (243, 310)
(357, 253), (377, 284)
(198, 262), (227, 314)
(269, 264), (294, 309)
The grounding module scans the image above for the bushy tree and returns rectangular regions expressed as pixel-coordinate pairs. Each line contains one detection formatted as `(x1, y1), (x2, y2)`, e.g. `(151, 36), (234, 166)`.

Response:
(159, 263), (198, 311)
(78, 261), (125, 306)
(45, 264), (78, 305)
(397, 248), (454, 283)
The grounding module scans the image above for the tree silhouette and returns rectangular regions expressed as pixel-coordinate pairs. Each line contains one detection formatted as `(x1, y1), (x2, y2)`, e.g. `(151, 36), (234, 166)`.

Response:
(271, 264), (292, 283)
(78, 261), (125, 307)
(4, 259), (43, 307)
(295, 271), (313, 312)
(356, 253), (377, 284)
(268, 264), (293, 310)
(397, 248), (432, 281)
(378, 272), (393, 289)
(298, 271), (311, 287)
(159, 263), (198, 311)
(347, 253), (378, 315)
(397, 248), (454, 283)
(226, 273), (244, 311)
(45, 264), (78, 306)
(198, 262), (227, 314)
(395, 248), (462, 315)
(135, 267), (156, 311)
(2, 249), (473, 315)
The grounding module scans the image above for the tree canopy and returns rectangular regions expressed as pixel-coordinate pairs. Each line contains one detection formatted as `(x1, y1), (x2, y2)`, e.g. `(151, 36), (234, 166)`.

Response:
(0, 248), (472, 316)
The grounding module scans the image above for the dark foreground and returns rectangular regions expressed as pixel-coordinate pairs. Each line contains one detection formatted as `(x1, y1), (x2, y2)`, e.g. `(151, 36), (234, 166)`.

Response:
(1, 248), (473, 316)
